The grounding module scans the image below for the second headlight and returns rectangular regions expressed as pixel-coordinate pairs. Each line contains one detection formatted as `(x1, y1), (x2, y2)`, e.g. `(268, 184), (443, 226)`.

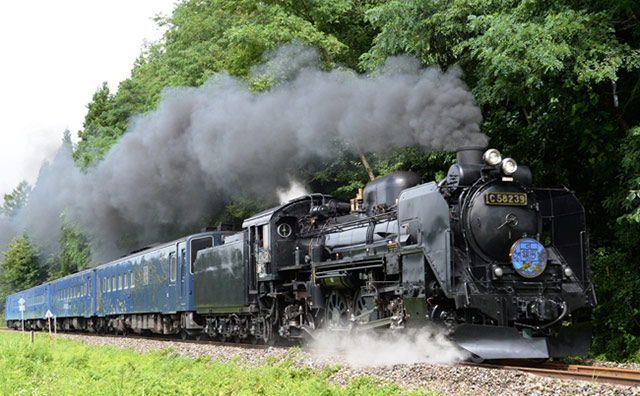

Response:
(502, 158), (518, 175)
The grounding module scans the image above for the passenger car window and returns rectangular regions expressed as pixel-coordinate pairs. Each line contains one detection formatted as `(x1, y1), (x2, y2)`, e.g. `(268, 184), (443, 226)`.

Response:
(169, 252), (176, 282)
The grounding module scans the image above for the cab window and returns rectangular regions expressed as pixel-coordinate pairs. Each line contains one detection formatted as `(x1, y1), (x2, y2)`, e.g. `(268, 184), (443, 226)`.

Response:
(189, 237), (213, 273)
(262, 225), (270, 249)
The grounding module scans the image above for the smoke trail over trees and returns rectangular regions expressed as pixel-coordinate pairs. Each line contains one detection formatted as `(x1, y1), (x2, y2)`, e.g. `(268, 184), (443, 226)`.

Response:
(1, 45), (486, 261)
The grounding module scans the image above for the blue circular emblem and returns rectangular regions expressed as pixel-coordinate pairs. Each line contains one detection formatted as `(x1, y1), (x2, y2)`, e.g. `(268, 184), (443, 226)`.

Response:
(510, 238), (547, 278)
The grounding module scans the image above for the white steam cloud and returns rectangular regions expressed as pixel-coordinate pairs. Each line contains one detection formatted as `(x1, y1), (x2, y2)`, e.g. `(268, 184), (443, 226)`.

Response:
(277, 180), (310, 204)
(0, 44), (486, 261)
(311, 327), (469, 367)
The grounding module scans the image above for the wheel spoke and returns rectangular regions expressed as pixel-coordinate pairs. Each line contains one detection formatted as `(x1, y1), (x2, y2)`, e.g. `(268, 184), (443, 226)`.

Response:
(353, 290), (378, 324)
(325, 290), (349, 328)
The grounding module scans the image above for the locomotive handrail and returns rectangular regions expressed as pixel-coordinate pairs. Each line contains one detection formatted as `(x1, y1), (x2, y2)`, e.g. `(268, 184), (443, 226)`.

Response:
(460, 277), (590, 289)
(299, 211), (397, 238)
(314, 263), (384, 276)
(532, 186), (572, 192)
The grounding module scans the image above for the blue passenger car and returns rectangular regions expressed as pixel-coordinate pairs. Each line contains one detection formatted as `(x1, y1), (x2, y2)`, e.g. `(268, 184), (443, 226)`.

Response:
(6, 283), (50, 330)
(5, 231), (227, 335)
(49, 269), (95, 330)
(93, 231), (224, 335)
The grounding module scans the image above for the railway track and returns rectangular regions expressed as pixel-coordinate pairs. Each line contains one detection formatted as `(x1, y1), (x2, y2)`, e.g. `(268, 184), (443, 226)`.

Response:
(87, 332), (279, 350)
(3, 327), (639, 387)
(0, 326), (283, 350)
(462, 360), (640, 387)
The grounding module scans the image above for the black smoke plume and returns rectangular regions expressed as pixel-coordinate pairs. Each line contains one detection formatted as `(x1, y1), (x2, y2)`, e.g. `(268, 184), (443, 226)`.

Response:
(1, 45), (486, 262)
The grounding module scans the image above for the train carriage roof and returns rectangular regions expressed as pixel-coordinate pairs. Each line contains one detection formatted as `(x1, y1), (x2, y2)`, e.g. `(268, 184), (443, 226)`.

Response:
(94, 231), (220, 270)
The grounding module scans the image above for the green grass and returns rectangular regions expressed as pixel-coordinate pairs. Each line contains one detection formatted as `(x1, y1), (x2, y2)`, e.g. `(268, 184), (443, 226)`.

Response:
(0, 332), (437, 395)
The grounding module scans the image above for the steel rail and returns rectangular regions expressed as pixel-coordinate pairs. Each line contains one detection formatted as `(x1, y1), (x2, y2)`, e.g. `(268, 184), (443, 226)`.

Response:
(0, 327), (285, 350)
(461, 360), (640, 387)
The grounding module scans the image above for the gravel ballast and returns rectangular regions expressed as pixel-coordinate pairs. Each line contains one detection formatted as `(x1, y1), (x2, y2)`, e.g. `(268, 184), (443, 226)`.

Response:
(54, 333), (639, 396)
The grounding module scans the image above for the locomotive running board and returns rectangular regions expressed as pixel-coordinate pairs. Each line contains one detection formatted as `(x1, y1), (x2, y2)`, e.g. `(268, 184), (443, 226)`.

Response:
(454, 323), (592, 360)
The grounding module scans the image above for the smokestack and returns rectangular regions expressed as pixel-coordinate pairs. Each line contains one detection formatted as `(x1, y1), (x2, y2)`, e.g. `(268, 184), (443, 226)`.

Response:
(456, 146), (486, 165)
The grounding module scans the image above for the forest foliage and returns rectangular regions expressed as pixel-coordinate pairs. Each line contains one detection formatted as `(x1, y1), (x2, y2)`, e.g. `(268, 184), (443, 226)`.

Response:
(1, 0), (639, 361)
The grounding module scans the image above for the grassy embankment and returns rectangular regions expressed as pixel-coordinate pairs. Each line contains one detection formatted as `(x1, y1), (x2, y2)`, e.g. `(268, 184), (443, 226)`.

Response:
(0, 332), (437, 395)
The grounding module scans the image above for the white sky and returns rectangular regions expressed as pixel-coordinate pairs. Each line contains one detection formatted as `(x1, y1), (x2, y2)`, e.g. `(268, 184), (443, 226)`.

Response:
(0, 0), (177, 198)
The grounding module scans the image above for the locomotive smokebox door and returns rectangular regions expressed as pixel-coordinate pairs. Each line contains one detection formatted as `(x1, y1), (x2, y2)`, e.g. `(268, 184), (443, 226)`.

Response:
(464, 182), (540, 262)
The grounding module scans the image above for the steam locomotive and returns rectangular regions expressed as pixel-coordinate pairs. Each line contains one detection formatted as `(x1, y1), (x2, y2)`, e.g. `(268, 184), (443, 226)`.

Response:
(6, 146), (596, 360)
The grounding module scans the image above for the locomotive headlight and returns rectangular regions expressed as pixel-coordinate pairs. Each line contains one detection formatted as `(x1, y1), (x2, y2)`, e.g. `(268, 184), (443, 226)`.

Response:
(483, 149), (502, 166)
(493, 266), (504, 277)
(563, 267), (574, 277)
(501, 158), (518, 175)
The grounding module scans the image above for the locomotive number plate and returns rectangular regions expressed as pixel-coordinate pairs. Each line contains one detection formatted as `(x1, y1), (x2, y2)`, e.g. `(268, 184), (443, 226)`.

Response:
(485, 192), (527, 206)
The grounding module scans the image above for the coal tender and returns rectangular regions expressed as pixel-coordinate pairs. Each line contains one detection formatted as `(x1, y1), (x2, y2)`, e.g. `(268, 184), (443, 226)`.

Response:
(192, 146), (595, 360)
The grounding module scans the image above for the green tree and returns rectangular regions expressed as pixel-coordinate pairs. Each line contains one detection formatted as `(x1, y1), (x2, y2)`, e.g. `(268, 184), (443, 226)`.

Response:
(47, 214), (91, 279)
(0, 235), (43, 292)
(361, 0), (639, 191)
(73, 82), (144, 169)
(595, 126), (640, 360)
(609, 126), (640, 224)
(265, 0), (384, 70)
(1, 181), (31, 218)
(73, 0), (381, 169)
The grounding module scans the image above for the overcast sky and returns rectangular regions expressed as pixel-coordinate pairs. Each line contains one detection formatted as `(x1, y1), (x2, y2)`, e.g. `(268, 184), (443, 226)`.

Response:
(0, 0), (176, 198)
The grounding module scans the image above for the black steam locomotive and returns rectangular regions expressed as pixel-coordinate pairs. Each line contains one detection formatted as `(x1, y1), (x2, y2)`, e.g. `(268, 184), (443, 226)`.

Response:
(7, 146), (596, 361)
(194, 146), (596, 360)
